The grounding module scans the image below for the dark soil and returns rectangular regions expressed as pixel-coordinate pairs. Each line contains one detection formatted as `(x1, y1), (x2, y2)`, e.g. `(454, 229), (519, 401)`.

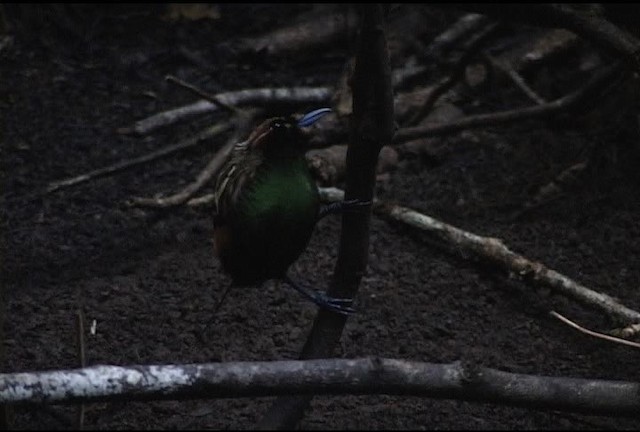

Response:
(2, 4), (640, 430)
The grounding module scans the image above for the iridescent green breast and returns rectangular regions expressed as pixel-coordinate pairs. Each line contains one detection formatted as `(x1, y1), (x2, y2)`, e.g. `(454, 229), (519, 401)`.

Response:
(243, 159), (318, 222)
(225, 158), (319, 285)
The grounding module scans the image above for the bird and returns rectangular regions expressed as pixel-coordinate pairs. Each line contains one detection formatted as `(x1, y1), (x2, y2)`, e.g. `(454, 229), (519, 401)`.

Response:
(212, 108), (366, 315)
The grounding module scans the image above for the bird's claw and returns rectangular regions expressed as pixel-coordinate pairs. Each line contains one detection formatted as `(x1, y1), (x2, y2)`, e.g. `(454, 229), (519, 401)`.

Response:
(342, 199), (372, 212)
(284, 274), (356, 315)
(318, 199), (372, 220)
(315, 291), (356, 315)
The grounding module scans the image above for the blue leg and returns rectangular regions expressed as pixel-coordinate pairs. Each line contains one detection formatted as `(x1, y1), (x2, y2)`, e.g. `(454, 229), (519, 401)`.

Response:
(319, 199), (372, 220)
(283, 274), (356, 315)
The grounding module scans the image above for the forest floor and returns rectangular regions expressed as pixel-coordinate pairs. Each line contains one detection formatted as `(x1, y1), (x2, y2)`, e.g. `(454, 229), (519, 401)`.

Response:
(2, 4), (640, 430)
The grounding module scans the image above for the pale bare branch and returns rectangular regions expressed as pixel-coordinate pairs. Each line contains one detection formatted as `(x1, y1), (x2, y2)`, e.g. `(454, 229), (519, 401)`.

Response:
(1, 358), (639, 418)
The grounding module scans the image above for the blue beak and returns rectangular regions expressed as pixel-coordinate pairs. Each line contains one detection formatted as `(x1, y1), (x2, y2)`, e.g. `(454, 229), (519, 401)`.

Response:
(297, 108), (332, 127)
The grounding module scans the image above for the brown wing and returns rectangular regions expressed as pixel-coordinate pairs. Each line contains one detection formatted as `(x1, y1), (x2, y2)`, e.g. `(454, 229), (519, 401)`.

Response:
(212, 139), (262, 258)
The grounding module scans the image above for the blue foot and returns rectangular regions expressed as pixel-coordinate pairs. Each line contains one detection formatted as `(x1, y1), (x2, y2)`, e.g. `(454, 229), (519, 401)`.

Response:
(283, 275), (356, 315)
(319, 199), (372, 220)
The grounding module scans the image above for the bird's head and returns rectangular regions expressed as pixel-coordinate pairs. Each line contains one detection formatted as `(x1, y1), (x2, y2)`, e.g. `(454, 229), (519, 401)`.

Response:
(247, 108), (332, 159)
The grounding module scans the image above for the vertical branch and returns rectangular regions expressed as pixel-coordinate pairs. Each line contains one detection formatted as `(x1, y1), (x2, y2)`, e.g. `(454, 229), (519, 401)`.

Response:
(257, 4), (394, 429)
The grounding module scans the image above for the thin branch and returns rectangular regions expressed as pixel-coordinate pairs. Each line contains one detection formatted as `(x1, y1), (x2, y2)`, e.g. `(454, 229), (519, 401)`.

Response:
(425, 13), (493, 62)
(394, 63), (622, 143)
(486, 54), (547, 105)
(392, 13), (491, 91)
(165, 75), (240, 116)
(120, 87), (332, 136)
(550, 311), (640, 350)
(128, 112), (257, 209)
(42, 123), (231, 196)
(406, 22), (500, 126)
(1, 358), (639, 418)
(318, 187), (640, 326)
(383, 206), (640, 325)
(187, 193), (215, 207)
(512, 29), (580, 75)
(258, 4), (395, 429)
(126, 143), (232, 209)
(510, 161), (588, 221)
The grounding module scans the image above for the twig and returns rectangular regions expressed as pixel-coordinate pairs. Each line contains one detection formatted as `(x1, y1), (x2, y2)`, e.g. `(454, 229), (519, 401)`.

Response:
(486, 54), (547, 105)
(406, 22), (501, 126)
(165, 75), (240, 116)
(120, 87), (332, 136)
(128, 112), (256, 209)
(75, 309), (86, 430)
(258, 5), (395, 429)
(187, 193), (215, 207)
(392, 14), (491, 91)
(425, 13), (493, 62)
(391, 65), (428, 91)
(1, 358), (639, 417)
(394, 63), (622, 143)
(514, 29), (579, 75)
(510, 161), (588, 221)
(127, 142), (233, 208)
(43, 123), (231, 196)
(318, 187), (640, 325)
(550, 311), (640, 350)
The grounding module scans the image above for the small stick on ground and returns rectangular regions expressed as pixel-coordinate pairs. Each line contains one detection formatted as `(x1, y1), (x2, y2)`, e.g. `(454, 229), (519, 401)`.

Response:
(43, 123), (231, 196)
(187, 193), (215, 207)
(510, 161), (588, 221)
(487, 54), (547, 105)
(165, 75), (241, 116)
(425, 13), (493, 62)
(128, 111), (258, 209)
(127, 142), (234, 209)
(550, 310), (640, 350)
(406, 22), (500, 126)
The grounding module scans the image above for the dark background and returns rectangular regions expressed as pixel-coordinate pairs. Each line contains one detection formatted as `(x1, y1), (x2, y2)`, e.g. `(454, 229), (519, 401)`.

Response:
(2, 4), (640, 429)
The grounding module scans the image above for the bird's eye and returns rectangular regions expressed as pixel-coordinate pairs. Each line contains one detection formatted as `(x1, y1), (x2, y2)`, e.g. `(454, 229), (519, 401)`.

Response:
(271, 120), (293, 133)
